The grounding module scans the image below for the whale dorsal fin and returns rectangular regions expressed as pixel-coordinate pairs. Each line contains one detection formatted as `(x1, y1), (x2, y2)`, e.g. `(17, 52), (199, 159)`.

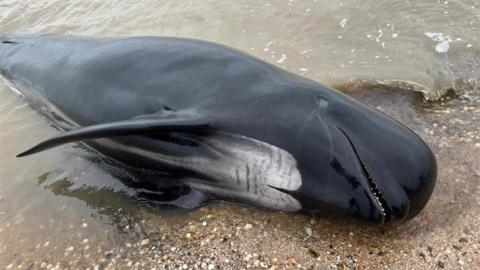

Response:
(17, 115), (210, 157)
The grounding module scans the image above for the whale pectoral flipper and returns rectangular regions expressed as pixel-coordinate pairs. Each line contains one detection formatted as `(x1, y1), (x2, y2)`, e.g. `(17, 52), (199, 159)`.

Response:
(16, 115), (211, 157)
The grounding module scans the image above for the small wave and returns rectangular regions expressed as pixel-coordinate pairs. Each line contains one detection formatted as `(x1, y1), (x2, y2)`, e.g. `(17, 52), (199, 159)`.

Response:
(332, 45), (480, 102)
(333, 77), (480, 102)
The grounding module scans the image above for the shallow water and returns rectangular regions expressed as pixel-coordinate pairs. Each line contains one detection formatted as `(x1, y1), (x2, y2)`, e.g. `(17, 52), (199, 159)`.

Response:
(0, 1), (480, 269)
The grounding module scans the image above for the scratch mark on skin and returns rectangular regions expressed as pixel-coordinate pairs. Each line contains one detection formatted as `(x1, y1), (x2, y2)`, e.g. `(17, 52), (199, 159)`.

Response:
(295, 97), (329, 146)
(295, 98), (334, 181)
(246, 164), (250, 191)
(235, 169), (241, 185)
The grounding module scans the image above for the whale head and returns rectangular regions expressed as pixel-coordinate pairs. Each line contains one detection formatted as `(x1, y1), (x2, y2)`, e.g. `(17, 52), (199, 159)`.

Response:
(288, 90), (437, 224)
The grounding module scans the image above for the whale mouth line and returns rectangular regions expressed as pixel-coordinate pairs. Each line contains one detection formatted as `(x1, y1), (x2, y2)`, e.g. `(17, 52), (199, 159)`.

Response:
(337, 127), (391, 223)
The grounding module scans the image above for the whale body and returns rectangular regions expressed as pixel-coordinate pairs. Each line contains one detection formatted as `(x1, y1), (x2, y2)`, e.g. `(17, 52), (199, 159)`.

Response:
(0, 36), (437, 224)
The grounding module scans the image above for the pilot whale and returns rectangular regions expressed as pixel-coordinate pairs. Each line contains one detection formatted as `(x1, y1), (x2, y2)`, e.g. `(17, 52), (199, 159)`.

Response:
(0, 36), (436, 224)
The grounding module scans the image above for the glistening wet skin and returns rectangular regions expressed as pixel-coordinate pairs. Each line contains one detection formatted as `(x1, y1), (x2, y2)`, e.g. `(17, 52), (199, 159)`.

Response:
(1, 35), (436, 225)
